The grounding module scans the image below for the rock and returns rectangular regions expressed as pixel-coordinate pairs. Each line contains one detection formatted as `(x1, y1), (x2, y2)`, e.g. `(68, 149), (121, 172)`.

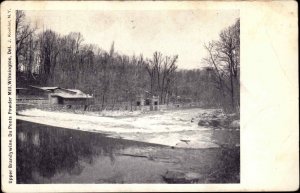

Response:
(163, 170), (185, 183)
(215, 109), (223, 114)
(198, 120), (210, 126)
(230, 120), (240, 129)
(198, 110), (239, 129)
(209, 119), (221, 127)
(185, 172), (203, 181)
(198, 118), (224, 128)
(162, 170), (204, 183)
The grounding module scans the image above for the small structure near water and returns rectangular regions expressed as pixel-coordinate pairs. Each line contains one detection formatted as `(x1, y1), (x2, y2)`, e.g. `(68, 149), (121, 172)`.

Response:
(136, 91), (159, 111)
(49, 88), (93, 106)
(17, 86), (93, 108)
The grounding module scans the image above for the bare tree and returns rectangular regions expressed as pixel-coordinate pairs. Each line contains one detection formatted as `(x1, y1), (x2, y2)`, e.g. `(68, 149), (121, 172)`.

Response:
(160, 55), (178, 103)
(16, 10), (36, 72)
(38, 30), (61, 83)
(145, 51), (178, 104)
(145, 59), (155, 94)
(203, 19), (240, 112)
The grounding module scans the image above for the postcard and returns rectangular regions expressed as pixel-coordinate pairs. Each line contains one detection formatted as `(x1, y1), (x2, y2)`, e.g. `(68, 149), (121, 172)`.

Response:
(1, 0), (298, 192)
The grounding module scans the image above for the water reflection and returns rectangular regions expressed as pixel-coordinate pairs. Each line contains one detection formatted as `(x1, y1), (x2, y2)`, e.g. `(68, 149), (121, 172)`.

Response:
(211, 129), (240, 147)
(17, 120), (240, 184)
(16, 120), (157, 184)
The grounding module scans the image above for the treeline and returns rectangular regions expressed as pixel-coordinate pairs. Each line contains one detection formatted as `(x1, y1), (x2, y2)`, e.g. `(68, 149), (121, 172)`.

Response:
(203, 19), (240, 113)
(16, 10), (239, 112)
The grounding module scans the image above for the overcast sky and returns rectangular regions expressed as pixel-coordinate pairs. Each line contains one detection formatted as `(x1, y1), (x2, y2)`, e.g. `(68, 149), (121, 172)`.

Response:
(24, 10), (239, 69)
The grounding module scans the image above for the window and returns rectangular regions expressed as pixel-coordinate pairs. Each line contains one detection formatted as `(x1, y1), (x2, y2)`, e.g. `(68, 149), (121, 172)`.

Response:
(145, 99), (150, 106)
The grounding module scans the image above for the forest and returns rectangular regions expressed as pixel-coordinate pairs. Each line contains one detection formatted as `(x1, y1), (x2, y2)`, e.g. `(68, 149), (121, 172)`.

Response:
(16, 10), (239, 113)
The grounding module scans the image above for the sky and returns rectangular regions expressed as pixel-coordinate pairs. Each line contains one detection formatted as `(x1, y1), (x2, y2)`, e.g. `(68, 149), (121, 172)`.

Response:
(24, 10), (239, 69)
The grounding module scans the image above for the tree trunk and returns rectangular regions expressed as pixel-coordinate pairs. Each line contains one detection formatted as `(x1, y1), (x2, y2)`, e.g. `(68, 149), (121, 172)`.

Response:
(16, 54), (19, 72)
(101, 94), (105, 110)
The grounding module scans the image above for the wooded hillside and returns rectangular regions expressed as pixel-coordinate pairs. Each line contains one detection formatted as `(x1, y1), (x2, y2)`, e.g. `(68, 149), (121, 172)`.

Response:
(16, 10), (239, 113)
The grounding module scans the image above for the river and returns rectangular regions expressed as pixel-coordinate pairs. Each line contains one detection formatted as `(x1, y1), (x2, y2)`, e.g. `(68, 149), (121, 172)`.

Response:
(17, 119), (239, 184)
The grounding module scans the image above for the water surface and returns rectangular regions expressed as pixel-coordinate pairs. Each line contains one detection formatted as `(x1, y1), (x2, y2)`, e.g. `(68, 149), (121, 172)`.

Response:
(17, 120), (239, 183)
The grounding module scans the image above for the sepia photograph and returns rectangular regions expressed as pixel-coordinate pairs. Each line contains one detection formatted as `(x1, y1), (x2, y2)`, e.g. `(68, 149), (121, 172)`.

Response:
(1, 0), (298, 192)
(15, 9), (240, 184)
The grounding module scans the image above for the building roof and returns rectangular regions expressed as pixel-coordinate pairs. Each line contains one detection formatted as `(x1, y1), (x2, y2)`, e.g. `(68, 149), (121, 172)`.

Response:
(51, 93), (93, 99)
(29, 85), (59, 92)
(63, 89), (84, 95)
(29, 85), (93, 98)
(40, 87), (59, 90)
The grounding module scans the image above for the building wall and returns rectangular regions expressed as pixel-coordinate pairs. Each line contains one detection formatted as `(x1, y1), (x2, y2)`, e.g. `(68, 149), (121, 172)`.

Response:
(50, 96), (59, 104)
(17, 88), (49, 99)
(63, 98), (88, 106)
(17, 88), (50, 105)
